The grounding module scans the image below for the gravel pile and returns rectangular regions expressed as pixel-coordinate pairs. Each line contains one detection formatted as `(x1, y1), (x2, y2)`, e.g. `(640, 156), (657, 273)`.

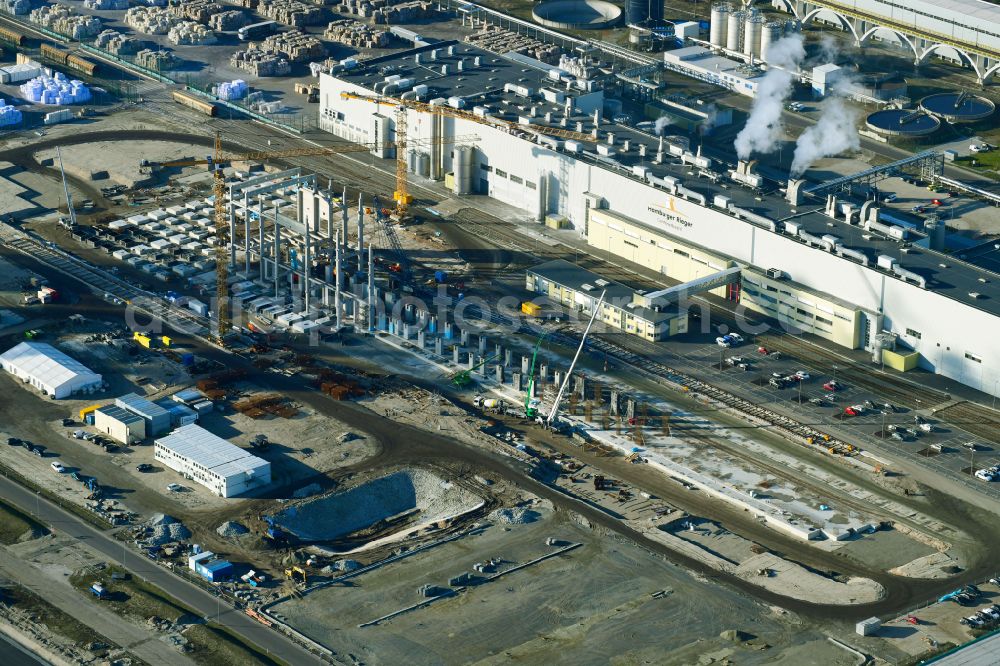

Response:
(216, 521), (250, 538)
(489, 507), (540, 525)
(147, 513), (175, 526)
(149, 522), (190, 545)
(274, 469), (484, 541)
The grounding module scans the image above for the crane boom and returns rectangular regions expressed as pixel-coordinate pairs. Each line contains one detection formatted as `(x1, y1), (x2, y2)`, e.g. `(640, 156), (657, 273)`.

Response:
(524, 332), (549, 418)
(546, 290), (606, 427)
(55, 146), (76, 227)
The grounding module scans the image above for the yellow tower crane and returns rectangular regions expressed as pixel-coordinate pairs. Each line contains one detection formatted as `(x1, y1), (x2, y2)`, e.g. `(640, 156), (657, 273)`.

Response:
(340, 91), (595, 215)
(141, 131), (476, 341)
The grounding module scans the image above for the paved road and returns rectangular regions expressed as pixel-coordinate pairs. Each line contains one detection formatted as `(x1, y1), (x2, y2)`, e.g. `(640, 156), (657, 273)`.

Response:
(0, 475), (326, 666)
(0, 547), (195, 666)
(0, 634), (46, 666)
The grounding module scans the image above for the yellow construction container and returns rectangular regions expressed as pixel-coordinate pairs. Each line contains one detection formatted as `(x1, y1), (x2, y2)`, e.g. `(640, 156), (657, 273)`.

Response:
(133, 331), (152, 348)
(521, 301), (542, 317)
(79, 404), (101, 419)
(545, 214), (568, 229)
(393, 191), (413, 205)
(444, 173), (455, 190)
(161, 335), (172, 347)
(882, 348), (920, 372)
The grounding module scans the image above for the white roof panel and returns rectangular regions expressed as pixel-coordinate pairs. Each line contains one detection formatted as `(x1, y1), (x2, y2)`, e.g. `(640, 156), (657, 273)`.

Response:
(0, 342), (101, 391)
(156, 424), (269, 477)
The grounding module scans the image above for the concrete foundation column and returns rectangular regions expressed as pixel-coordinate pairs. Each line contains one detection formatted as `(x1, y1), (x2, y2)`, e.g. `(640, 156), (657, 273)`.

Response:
(417, 330), (425, 348)
(521, 355), (530, 375)
(512, 372), (522, 391)
(460, 329), (469, 346)
(554, 370), (563, 387)
(453, 345), (460, 364)
(504, 349), (513, 367)
(435, 337), (443, 356)
(574, 375), (586, 398)
(495, 365), (504, 384)
(478, 336), (487, 356)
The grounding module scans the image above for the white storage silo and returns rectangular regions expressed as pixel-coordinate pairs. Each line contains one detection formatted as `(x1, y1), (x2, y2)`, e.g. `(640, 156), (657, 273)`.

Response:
(452, 145), (475, 195)
(407, 149), (418, 174)
(726, 11), (745, 52)
(416, 152), (430, 178)
(709, 3), (732, 47)
(743, 11), (764, 58)
(760, 21), (783, 62)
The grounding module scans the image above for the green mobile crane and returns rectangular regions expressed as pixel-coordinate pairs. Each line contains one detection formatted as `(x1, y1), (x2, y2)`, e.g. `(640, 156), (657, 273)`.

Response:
(451, 353), (500, 388)
(524, 332), (549, 419)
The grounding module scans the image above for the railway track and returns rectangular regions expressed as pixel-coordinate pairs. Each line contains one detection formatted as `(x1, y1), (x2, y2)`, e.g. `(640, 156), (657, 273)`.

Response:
(935, 402), (1000, 446)
(757, 334), (950, 409)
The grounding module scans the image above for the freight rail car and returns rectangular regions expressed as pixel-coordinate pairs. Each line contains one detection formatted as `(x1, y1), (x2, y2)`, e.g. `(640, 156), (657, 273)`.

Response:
(172, 89), (217, 116)
(0, 25), (25, 46)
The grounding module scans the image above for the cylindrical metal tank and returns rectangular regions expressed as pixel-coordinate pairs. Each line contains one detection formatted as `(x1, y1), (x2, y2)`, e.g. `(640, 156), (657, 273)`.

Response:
(743, 10), (763, 57)
(406, 149), (418, 174)
(726, 10), (745, 52)
(452, 145), (475, 195)
(709, 3), (731, 47)
(648, 0), (663, 24)
(627, 0), (649, 25)
(924, 220), (946, 251)
(760, 21), (783, 61)
(416, 152), (430, 178)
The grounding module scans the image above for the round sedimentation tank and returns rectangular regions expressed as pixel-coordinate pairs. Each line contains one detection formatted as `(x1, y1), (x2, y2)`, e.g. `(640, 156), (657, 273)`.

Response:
(452, 146), (475, 195)
(865, 109), (941, 137)
(743, 10), (764, 57)
(727, 10), (745, 51)
(919, 92), (995, 123)
(710, 3), (731, 47)
(760, 21), (782, 61)
(532, 0), (622, 29)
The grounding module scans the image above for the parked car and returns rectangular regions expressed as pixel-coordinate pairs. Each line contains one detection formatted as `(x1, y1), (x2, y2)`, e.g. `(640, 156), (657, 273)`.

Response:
(883, 193), (898, 202)
(166, 483), (182, 492)
(975, 469), (995, 482)
(50, 462), (65, 473)
(6, 437), (21, 446)
(823, 380), (842, 392)
(970, 143), (990, 153)
(136, 464), (153, 473)
(794, 370), (811, 380)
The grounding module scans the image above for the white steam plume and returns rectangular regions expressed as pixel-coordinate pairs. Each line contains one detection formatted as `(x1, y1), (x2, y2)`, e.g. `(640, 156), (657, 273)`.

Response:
(735, 34), (805, 160)
(789, 79), (860, 177)
(654, 116), (671, 135)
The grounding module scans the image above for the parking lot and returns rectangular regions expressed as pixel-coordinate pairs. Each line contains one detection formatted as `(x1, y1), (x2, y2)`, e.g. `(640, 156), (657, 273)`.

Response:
(599, 326), (1000, 501)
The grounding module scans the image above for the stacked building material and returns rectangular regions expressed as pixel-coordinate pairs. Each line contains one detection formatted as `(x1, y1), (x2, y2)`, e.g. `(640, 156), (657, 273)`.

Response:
(0, 99), (22, 126)
(208, 10), (248, 31)
(0, 0), (30, 15)
(83, 0), (129, 9)
(336, 0), (437, 24)
(216, 79), (248, 100)
(254, 29), (324, 61)
(229, 48), (290, 76)
(168, 0), (223, 23)
(20, 72), (92, 105)
(94, 29), (145, 55)
(29, 6), (102, 40)
(257, 0), (326, 27)
(167, 21), (217, 45)
(323, 19), (390, 48)
(124, 6), (177, 34)
(465, 24), (560, 64)
(135, 48), (178, 70)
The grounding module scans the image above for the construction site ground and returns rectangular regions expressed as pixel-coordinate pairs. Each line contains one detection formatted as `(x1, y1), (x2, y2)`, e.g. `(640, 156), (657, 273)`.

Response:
(270, 502), (843, 666)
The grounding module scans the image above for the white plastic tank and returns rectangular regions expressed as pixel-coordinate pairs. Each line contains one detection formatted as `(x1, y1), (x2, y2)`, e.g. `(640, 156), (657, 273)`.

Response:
(726, 11), (745, 52)
(743, 11), (764, 58)
(709, 3), (731, 47)
(760, 21), (783, 62)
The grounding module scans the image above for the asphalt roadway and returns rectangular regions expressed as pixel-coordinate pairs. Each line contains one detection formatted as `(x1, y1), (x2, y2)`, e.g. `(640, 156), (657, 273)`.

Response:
(0, 472), (326, 666)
